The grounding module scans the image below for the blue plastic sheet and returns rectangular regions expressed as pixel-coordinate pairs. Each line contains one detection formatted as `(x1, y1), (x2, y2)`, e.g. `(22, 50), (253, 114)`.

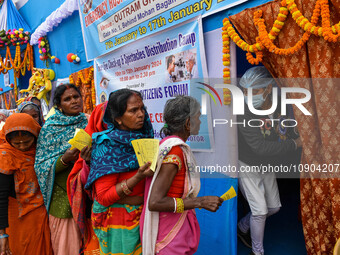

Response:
(196, 175), (238, 255)
(6, 0), (31, 31)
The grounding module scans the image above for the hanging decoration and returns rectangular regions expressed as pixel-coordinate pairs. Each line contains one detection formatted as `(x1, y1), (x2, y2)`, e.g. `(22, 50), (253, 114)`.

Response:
(0, 28), (30, 47)
(51, 56), (60, 64)
(222, 24), (232, 105)
(0, 29), (34, 75)
(2, 92), (11, 109)
(17, 68), (55, 105)
(0, 90), (16, 110)
(0, 0), (34, 107)
(223, 0), (340, 65)
(38, 36), (58, 67)
(30, 0), (79, 45)
(67, 53), (81, 64)
(69, 66), (95, 114)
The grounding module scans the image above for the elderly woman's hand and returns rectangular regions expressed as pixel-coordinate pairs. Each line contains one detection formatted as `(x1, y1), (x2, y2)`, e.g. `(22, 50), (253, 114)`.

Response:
(62, 148), (80, 164)
(199, 196), (224, 212)
(80, 146), (92, 165)
(136, 162), (154, 180)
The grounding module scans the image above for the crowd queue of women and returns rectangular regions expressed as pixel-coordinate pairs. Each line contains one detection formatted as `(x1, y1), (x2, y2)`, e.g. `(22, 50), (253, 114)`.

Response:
(0, 84), (223, 255)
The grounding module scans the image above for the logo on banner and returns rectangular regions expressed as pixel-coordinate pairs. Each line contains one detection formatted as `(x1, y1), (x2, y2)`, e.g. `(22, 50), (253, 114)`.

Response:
(197, 82), (222, 115)
(199, 84), (312, 128)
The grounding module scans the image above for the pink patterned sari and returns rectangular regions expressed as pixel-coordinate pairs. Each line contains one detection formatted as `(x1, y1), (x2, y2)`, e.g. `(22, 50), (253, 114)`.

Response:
(141, 136), (200, 254)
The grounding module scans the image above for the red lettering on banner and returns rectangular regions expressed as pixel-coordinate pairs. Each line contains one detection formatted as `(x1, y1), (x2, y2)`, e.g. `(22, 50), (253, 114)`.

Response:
(84, 0), (109, 27)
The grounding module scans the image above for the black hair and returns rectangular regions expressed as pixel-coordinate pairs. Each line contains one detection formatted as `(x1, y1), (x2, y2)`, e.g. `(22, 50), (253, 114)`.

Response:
(6, 130), (36, 144)
(53, 83), (82, 107)
(160, 95), (200, 138)
(167, 55), (175, 69)
(104, 89), (143, 127)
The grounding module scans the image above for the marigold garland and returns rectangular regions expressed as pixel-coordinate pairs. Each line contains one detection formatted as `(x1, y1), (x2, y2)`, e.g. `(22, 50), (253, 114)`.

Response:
(69, 67), (96, 113)
(222, 22), (232, 105)
(0, 44), (33, 74)
(2, 93), (11, 110)
(223, 0), (339, 66)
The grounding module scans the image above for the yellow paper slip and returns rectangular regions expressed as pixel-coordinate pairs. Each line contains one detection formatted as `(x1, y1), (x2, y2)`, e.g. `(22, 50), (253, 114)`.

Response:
(131, 138), (159, 172)
(220, 186), (237, 201)
(68, 128), (92, 151)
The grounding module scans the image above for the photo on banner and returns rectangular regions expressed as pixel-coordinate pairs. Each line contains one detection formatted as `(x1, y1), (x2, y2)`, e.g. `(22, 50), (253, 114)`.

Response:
(78, 0), (247, 60)
(94, 17), (214, 151)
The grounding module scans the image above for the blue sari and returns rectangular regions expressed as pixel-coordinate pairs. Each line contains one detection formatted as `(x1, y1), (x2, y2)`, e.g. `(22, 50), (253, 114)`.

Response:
(85, 111), (154, 189)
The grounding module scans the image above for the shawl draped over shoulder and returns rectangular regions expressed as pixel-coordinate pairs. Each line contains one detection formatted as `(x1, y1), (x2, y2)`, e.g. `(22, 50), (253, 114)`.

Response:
(34, 109), (87, 211)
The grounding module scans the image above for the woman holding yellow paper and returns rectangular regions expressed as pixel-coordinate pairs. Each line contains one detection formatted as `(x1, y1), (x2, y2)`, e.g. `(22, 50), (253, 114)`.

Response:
(35, 84), (88, 255)
(141, 96), (223, 255)
(85, 89), (154, 255)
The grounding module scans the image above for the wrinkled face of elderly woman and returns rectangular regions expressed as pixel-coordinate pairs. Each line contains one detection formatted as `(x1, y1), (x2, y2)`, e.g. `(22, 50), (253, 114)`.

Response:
(115, 94), (145, 131)
(21, 106), (40, 124)
(59, 88), (83, 116)
(189, 111), (201, 136)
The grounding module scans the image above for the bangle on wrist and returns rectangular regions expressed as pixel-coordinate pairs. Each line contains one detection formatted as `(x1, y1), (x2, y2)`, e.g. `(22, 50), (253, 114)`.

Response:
(175, 198), (184, 213)
(173, 197), (177, 213)
(121, 179), (132, 195)
(0, 234), (9, 239)
(60, 156), (69, 166)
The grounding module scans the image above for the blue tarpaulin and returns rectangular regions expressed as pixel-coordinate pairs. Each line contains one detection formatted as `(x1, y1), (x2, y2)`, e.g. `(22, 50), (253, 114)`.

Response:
(5, 0), (30, 31)
(196, 176), (238, 255)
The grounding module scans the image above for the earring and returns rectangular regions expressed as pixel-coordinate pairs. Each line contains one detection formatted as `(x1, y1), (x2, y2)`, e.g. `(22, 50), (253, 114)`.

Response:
(59, 108), (63, 112)
(118, 122), (122, 125)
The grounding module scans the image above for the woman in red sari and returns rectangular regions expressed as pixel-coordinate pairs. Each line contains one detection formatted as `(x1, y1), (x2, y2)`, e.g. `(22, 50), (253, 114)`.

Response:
(67, 102), (107, 254)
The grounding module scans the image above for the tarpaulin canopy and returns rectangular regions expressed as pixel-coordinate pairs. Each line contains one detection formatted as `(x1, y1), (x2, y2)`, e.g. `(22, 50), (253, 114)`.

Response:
(0, 0), (30, 31)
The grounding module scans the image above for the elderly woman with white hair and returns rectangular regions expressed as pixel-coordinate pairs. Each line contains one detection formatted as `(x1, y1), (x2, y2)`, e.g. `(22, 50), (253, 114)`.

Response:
(236, 66), (302, 255)
(141, 95), (223, 255)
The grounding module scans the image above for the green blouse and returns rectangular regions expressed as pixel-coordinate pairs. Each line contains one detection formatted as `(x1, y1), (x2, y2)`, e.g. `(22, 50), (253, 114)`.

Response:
(48, 156), (73, 218)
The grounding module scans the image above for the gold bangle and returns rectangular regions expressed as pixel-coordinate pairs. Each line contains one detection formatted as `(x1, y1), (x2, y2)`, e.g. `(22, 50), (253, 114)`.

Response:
(121, 179), (132, 195)
(60, 156), (68, 166)
(175, 198), (184, 213)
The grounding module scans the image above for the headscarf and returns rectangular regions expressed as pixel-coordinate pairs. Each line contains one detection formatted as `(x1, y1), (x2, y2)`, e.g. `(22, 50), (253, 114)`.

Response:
(67, 102), (107, 247)
(17, 101), (45, 126)
(34, 109), (88, 210)
(0, 113), (42, 217)
(85, 108), (154, 190)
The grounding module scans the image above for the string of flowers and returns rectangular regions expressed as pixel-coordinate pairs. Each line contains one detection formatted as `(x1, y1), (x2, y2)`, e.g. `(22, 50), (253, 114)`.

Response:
(223, 0), (339, 65)
(221, 21), (232, 105)
(69, 67), (96, 113)
(0, 44), (33, 73)
(38, 37), (51, 67)
(285, 0), (339, 42)
(2, 93), (11, 110)
(0, 28), (30, 48)
(91, 78), (96, 106)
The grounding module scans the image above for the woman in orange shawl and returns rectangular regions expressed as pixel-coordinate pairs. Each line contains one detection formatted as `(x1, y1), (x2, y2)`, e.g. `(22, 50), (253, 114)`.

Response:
(0, 113), (52, 255)
(67, 102), (107, 254)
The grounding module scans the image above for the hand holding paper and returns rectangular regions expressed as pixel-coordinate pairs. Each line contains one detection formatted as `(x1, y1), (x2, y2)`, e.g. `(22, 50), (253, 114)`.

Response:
(220, 186), (237, 201)
(68, 128), (92, 151)
(131, 138), (159, 171)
